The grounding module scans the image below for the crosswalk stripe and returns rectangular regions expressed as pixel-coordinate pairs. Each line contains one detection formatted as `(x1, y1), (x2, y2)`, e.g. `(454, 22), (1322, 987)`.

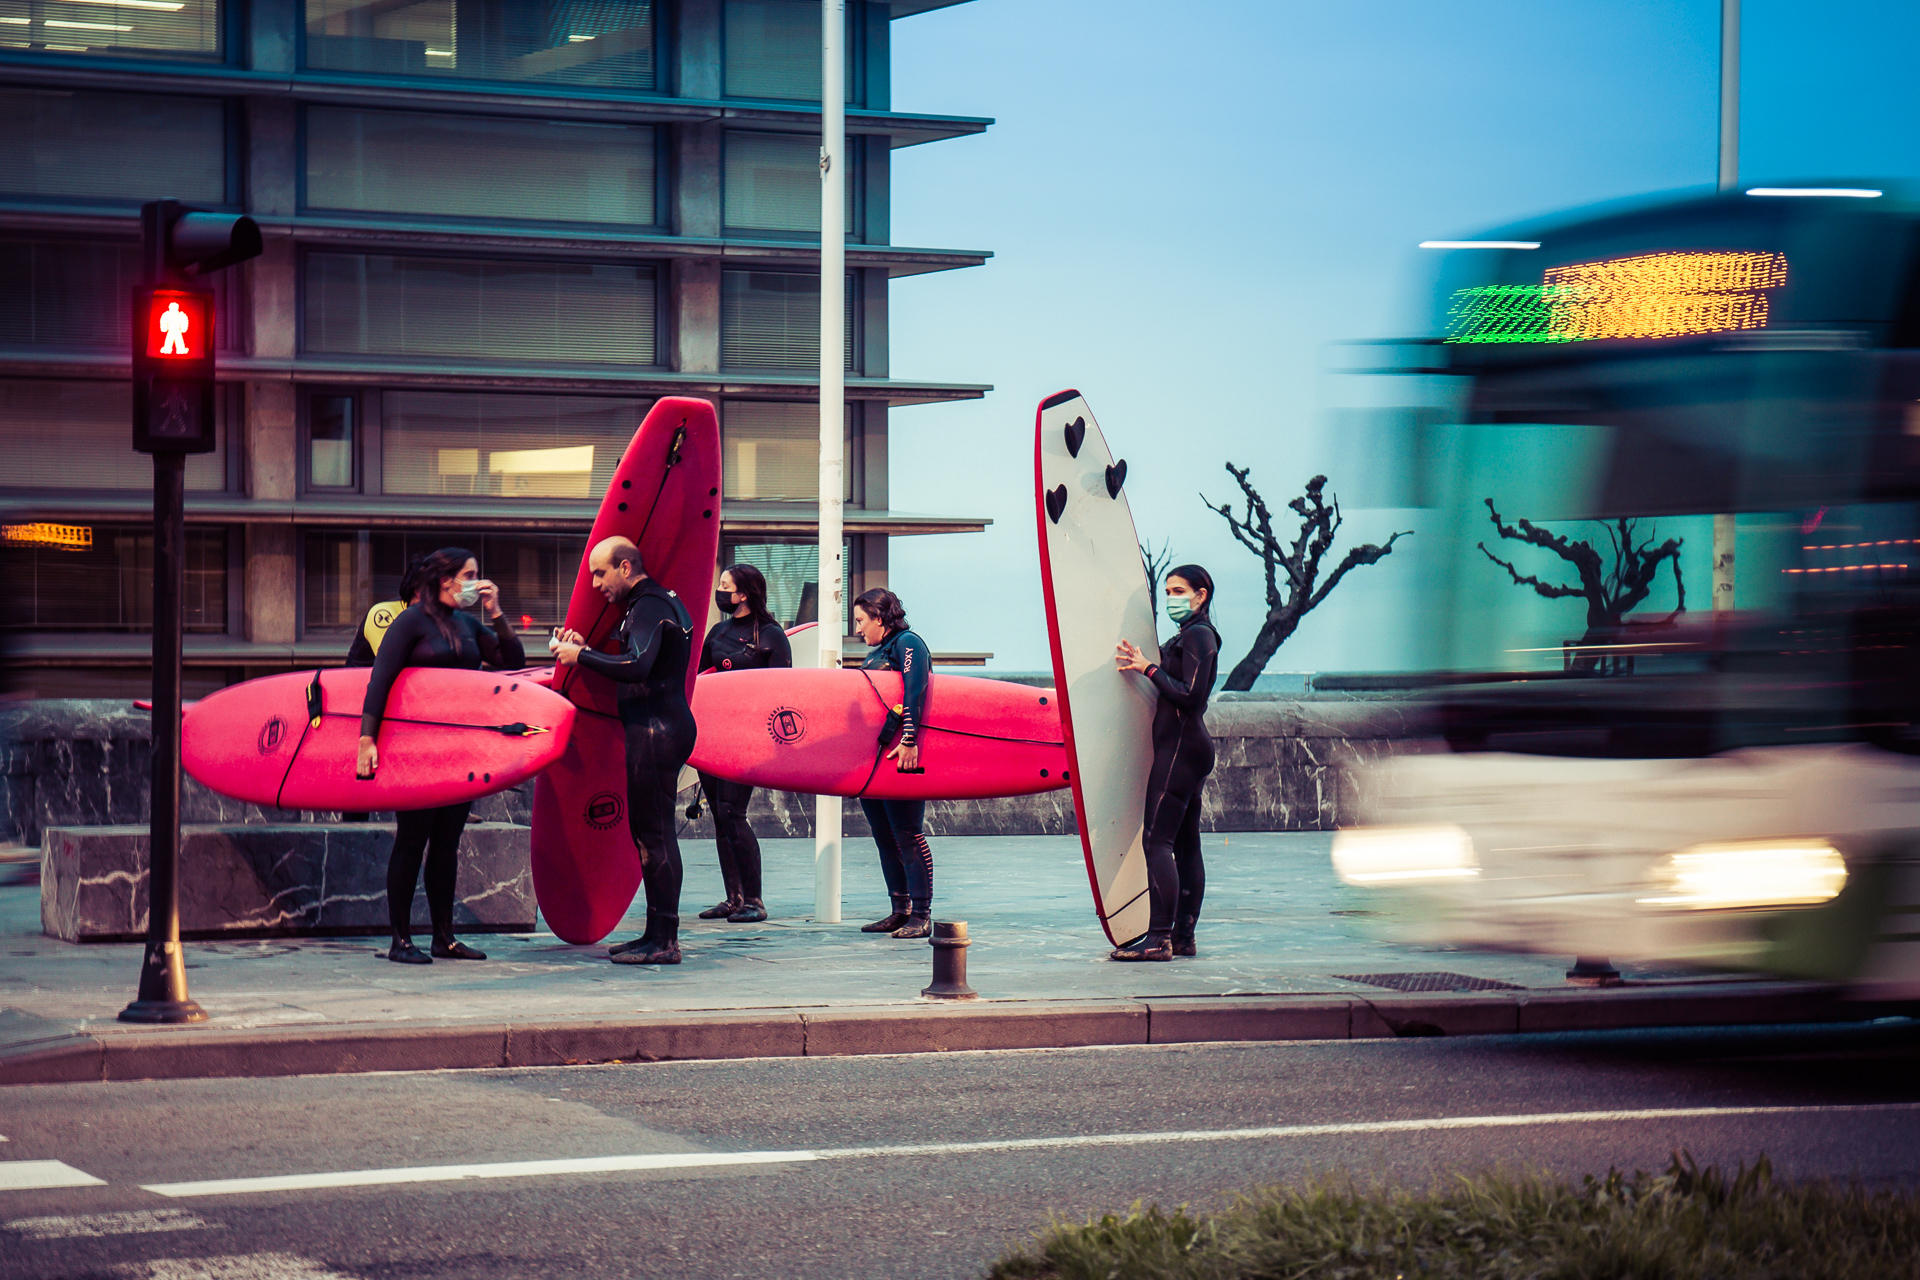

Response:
(5, 1209), (216, 1239)
(115, 1254), (354, 1279)
(0, 1161), (106, 1191)
(136, 1101), (1920, 1200)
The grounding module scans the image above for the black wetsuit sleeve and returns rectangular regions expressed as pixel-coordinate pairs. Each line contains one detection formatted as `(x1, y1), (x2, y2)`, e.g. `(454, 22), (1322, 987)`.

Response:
(345, 628), (375, 669)
(473, 613), (526, 671)
(699, 623), (720, 674)
(577, 595), (676, 684)
(361, 608), (433, 738)
(763, 623), (793, 669)
(1148, 626), (1218, 713)
(898, 630), (931, 745)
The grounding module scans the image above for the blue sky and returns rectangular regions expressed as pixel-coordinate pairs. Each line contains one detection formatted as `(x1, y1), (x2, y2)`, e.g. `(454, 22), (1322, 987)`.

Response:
(878, 0), (1920, 675)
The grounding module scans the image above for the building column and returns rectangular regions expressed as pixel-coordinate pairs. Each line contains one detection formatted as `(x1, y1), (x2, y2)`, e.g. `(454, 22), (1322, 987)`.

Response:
(672, 259), (722, 374)
(245, 382), (298, 649)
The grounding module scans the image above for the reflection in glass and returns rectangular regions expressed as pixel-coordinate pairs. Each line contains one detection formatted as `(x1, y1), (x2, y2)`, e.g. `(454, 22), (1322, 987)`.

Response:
(0, 89), (225, 204)
(381, 390), (648, 499)
(304, 0), (655, 90)
(0, 524), (226, 632)
(310, 395), (355, 488)
(722, 401), (855, 503)
(0, 0), (222, 60)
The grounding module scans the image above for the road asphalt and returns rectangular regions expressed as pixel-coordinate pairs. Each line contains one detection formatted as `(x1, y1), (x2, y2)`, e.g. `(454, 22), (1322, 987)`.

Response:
(2, 1023), (1918, 1279)
(0, 833), (1897, 1086)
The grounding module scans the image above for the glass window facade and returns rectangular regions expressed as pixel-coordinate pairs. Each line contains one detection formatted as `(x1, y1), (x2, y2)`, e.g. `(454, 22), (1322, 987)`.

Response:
(0, 0), (222, 60)
(380, 390), (651, 499)
(306, 108), (659, 227)
(723, 0), (854, 101)
(309, 394), (356, 489)
(0, 238), (237, 353)
(304, 528), (576, 634)
(721, 536), (853, 632)
(0, 381), (228, 491)
(0, 88), (225, 204)
(1, 523), (227, 632)
(304, 0), (656, 90)
(724, 131), (853, 236)
(722, 400), (855, 503)
(720, 270), (856, 371)
(304, 252), (658, 365)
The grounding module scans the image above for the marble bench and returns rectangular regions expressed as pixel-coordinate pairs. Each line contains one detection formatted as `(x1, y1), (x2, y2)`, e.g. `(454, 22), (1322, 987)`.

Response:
(39, 822), (535, 943)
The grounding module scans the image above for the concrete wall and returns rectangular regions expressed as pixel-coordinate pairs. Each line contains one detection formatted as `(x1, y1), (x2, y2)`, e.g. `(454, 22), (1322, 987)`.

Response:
(0, 696), (1429, 847)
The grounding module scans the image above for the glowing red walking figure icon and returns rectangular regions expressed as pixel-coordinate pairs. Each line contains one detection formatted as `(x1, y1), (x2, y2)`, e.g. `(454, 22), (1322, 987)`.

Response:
(158, 301), (190, 355)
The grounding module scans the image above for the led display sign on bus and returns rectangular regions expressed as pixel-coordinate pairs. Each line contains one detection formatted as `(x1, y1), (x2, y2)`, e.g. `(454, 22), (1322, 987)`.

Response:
(1446, 250), (1790, 345)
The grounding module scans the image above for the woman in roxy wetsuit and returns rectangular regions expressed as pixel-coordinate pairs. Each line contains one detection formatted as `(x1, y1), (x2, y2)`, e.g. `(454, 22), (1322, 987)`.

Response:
(356, 547), (526, 965)
(852, 587), (935, 940)
(694, 563), (792, 924)
(1112, 564), (1220, 961)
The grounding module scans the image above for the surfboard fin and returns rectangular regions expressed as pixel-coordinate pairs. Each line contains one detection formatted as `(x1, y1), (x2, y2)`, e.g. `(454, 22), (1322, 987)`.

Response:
(305, 672), (323, 728)
(1045, 485), (1068, 524)
(1064, 416), (1086, 457)
(1106, 460), (1127, 498)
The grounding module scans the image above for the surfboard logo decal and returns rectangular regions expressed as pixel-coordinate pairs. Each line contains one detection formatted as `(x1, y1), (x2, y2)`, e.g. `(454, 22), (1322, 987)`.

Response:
(1045, 485), (1068, 525)
(767, 707), (807, 745)
(258, 716), (286, 755)
(584, 791), (626, 830)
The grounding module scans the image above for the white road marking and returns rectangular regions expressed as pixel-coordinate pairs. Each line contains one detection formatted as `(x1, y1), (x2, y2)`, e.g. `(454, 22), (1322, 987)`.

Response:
(115, 1254), (354, 1279)
(5, 1208), (217, 1239)
(0, 1160), (106, 1190)
(137, 1102), (1920, 1200)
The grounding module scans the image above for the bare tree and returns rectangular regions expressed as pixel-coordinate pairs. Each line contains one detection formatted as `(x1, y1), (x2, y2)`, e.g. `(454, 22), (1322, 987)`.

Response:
(1205, 467), (1411, 691)
(1479, 499), (1684, 672)
(1139, 538), (1173, 617)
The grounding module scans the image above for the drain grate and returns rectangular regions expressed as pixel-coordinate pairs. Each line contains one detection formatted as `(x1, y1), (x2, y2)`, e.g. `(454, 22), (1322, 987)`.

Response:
(1334, 971), (1525, 993)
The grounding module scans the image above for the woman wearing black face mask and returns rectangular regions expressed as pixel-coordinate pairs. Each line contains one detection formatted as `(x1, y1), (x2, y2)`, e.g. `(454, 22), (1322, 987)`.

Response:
(357, 547), (525, 965)
(694, 564), (792, 923)
(1112, 564), (1220, 961)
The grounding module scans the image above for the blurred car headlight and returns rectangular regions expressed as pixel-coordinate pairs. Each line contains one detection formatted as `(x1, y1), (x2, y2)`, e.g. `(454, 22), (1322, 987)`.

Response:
(1638, 839), (1847, 909)
(1332, 825), (1479, 885)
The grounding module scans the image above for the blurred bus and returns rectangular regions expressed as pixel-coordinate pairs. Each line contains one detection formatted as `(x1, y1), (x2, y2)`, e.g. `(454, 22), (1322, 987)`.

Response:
(1334, 183), (1920, 996)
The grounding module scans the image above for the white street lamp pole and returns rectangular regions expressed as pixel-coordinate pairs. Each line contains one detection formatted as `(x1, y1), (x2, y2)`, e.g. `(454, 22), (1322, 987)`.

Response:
(1713, 0), (1739, 610)
(814, 0), (846, 923)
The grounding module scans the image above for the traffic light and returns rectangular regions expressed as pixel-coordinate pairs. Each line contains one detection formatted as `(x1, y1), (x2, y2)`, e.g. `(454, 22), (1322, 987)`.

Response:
(131, 199), (261, 455)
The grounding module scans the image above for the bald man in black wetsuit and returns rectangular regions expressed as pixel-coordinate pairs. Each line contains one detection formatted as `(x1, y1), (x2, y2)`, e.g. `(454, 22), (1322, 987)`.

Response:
(551, 536), (696, 965)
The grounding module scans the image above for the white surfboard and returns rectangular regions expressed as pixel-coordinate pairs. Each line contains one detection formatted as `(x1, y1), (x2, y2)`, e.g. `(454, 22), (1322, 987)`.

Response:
(1035, 390), (1159, 945)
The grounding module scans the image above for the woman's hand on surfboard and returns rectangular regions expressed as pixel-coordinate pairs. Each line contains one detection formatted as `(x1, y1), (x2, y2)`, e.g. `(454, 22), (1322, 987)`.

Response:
(1115, 638), (1152, 674)
(355, 737), (378, 779)
(888, 742), (921, 773)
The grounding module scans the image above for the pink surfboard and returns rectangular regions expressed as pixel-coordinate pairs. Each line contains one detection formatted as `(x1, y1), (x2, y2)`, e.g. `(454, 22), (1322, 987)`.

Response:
(687, 667), (1067, 801)
(183, 667), (575, 812)
(531, 397), (722, 945)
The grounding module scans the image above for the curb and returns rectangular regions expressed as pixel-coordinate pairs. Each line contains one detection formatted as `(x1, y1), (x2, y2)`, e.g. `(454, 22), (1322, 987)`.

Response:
(0, 982), (1888, 1087)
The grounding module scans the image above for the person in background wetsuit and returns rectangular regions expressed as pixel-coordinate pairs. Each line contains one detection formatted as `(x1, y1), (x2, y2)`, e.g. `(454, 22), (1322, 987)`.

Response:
(357, 548), (526, 965)
(851, 587), (935, 940)
(341, 591), (413, 823)
(1112, 564), (1220, 961)
(694, 563), (792, 923)
(551, 536), (697, 965)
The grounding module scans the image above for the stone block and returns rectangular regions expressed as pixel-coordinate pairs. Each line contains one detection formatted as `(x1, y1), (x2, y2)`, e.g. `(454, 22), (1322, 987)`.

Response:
(100, 1024), (512, 1082)
(40, 823), (534, 942)
(505, 1012), (807, 1067)
(800, 1001), (1148, 1056)
(1347, 993), (1521, 1038)
(1147, 997), (1353, 1043)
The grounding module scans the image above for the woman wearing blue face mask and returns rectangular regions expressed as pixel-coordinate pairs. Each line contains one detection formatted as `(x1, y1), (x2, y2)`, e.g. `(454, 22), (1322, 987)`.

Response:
(358, 547), (526, 964)
(1112, 564), (1220, 961)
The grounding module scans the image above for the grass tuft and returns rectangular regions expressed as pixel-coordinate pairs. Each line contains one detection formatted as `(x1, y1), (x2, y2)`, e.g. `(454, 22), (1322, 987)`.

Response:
(987, 1151), (1920, 1280)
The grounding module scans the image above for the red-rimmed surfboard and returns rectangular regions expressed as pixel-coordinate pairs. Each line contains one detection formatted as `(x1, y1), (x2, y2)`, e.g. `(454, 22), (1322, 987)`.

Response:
(687, 667), (1066, 800)
(182, 667), (574, 812)
(1036, 389), (1158, 946)
(531, 396), (722, 945)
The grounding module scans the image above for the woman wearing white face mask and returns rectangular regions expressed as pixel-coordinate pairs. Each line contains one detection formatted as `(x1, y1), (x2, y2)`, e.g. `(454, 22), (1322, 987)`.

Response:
(357, 547), (525, 964)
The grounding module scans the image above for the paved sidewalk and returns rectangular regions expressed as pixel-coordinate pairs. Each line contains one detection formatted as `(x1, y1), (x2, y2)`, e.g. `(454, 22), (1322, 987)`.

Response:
(0, 832), (1868, 1084)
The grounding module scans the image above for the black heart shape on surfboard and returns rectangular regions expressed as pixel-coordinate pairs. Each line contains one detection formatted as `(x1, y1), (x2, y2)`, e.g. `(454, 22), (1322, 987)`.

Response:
(1064, 417), (1086, 458)
(1105, 460), (1127, 498)
(1045, 484), (1069, 524)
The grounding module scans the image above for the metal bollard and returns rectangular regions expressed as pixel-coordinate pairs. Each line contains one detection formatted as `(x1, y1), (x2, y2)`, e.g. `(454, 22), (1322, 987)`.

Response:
(921, 920), (978, 1000)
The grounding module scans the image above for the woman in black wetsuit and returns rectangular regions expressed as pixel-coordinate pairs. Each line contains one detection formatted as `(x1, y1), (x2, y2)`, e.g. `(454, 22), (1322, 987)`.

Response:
(852, 587), (935, 939)
(1112, 564), (1220, 962)
(694, 564), (792, 923)
(356, 547), (527, 965)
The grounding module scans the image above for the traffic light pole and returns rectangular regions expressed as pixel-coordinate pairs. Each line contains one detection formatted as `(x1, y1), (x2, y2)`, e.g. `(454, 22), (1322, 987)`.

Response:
(121, 448), (203, 1023)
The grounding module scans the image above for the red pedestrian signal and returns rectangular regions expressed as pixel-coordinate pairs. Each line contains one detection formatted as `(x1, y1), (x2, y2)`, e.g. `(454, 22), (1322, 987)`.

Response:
(145, 291), (210, 360)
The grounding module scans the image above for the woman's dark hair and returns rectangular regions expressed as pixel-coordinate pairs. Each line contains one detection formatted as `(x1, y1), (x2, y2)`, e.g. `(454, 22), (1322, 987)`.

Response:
(852, 587), (907, 634)
(1166, 563), (1217, 628)
(723, 563), (777, 629)
(401, 546), (476, 643)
